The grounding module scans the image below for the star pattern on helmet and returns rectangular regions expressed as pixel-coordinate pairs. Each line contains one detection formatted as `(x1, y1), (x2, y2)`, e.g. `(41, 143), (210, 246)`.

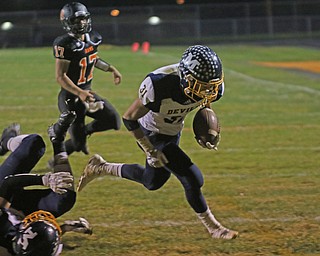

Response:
(180, 45), (222, 82)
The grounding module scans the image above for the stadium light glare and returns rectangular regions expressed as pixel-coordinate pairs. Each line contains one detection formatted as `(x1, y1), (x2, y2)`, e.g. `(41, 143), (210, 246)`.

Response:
(1, 21), (13, 31)
(110, 9), (120, 17)
(148, 16), (161, 25)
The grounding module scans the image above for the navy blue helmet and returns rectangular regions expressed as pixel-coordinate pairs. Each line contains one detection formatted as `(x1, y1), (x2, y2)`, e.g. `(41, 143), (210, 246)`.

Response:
(12, 211), (62, 256)
(179, 45), (224, 105)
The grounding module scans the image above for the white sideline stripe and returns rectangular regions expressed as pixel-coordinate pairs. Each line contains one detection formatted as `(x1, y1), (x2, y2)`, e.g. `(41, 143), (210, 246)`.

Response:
(152, 51), (320, 95)
(186, 146), (320, 155)
(227, 69), (320, 95)
(0, 105), (55, 110)
(92, 216), (320, 228)
(223, 146), (320, 152)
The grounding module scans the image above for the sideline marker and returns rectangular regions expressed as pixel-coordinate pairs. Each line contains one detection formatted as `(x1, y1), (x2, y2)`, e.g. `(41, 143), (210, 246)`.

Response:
(142, 41), (150, 54)
(131, 42), (140, 52)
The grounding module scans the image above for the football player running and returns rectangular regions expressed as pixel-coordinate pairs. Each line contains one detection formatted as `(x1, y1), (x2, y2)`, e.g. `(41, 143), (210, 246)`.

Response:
(0, 123), (92, 255)
(50, 2), (122, 162)
(77, 45), (238, 240)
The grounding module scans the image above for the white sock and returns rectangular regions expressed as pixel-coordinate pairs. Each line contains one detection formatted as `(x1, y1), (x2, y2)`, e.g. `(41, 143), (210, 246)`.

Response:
(56, 152), (68, 160)
(7, 135), (29, 152)
(105, 163), (123, 177)
(197, 208), (222, 234)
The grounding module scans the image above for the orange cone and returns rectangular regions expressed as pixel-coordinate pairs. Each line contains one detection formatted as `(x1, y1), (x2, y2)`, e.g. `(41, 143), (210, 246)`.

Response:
(131, 42), (140, 52)
(142, 41), (150, 54)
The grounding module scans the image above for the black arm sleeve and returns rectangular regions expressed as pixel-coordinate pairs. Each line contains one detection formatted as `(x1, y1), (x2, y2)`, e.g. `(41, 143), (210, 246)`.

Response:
(0, 174), (43, 202)
(122, 117), (140, 131)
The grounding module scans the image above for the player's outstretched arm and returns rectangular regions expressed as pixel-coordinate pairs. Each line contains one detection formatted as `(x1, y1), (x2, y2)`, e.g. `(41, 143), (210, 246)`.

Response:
(109, 65), (122, 85)
(0, 172), (74, 209)
(122, 98), (168, 168)
(95, 58), (122, 85)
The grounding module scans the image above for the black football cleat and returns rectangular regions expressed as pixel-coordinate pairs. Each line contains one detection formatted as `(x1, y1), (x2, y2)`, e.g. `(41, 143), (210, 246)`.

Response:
(48, 111), (76, 142)
(0, 123), (21, 156)
(81, 144), (89, 155)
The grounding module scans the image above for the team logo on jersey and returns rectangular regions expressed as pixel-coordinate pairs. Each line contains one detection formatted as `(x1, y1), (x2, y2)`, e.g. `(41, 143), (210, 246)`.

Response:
(85, 46), (94, 53)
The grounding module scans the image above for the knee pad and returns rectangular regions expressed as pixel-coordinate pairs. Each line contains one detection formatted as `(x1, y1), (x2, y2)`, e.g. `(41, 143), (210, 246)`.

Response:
(8, 134), (46, 175)
(26, 134), (46, 158)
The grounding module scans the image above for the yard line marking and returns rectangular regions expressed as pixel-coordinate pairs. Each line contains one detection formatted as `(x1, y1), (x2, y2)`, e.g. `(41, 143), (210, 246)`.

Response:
(186, 146), (320, 155)
(0, 105), (55, 110)
(223, 146), (320, 151)
(152, 51), (320, 96)
(227, 69), (320, 96)
(92, 216), (320, 228)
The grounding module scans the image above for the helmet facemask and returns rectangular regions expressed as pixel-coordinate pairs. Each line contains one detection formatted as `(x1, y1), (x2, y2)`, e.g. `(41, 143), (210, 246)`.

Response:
(21, 210), (62, 235)
(179, 45), (224, 106)
(181, 73), (224, 106)
(72, 15), (91, 34)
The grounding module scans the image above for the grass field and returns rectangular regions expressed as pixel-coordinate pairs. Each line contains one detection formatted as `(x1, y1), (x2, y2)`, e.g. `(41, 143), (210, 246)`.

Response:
(0, 43), (319, 255)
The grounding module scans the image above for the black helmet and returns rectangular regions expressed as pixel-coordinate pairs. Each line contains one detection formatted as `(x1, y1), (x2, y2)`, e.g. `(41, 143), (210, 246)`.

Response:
(13, 211), (62, 256)
(179, 45), (224, 105)
(60, 2), (92, 35)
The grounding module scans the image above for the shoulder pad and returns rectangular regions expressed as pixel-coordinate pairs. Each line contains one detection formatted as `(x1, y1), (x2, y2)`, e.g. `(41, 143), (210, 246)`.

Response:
(139, 76), (155, 105)
(53, 34), (84, 51)
(152, 64), (179, 76)
(88, 30), (102, 44)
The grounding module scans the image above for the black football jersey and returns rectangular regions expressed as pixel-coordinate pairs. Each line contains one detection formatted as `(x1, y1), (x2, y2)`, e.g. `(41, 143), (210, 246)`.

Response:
(0, 208), (22, 254)
(53, 31), (102, 90)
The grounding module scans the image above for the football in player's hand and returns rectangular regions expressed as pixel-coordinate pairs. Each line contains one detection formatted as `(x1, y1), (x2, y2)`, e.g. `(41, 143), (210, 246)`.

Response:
(193, 107), (220, 146)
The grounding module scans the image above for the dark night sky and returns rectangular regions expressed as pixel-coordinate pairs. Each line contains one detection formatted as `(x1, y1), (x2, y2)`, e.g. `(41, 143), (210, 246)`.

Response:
(2, 0), (269, 12)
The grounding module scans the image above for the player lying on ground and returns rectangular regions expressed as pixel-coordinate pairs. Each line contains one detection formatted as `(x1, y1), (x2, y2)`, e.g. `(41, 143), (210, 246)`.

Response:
(77, 45), (238, 240)
(0, 123), (92, 255)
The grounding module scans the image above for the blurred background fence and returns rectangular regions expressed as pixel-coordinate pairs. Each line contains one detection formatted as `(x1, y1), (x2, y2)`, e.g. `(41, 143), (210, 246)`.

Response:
(1, 0), (320, 48)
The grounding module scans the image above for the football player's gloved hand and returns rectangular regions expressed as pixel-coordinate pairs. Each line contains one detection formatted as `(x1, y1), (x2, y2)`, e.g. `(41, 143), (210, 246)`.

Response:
(146, 149), (168, 168)
(137, 136), (169, 168)
(61, 217), (93, 235)
(197, 133), (221, 151)
(84, 101), (104, 113)
(42, 172), (73, 194)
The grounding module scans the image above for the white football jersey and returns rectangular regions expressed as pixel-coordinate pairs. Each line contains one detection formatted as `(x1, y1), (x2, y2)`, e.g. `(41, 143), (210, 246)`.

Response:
(138, 64), (202, 136)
